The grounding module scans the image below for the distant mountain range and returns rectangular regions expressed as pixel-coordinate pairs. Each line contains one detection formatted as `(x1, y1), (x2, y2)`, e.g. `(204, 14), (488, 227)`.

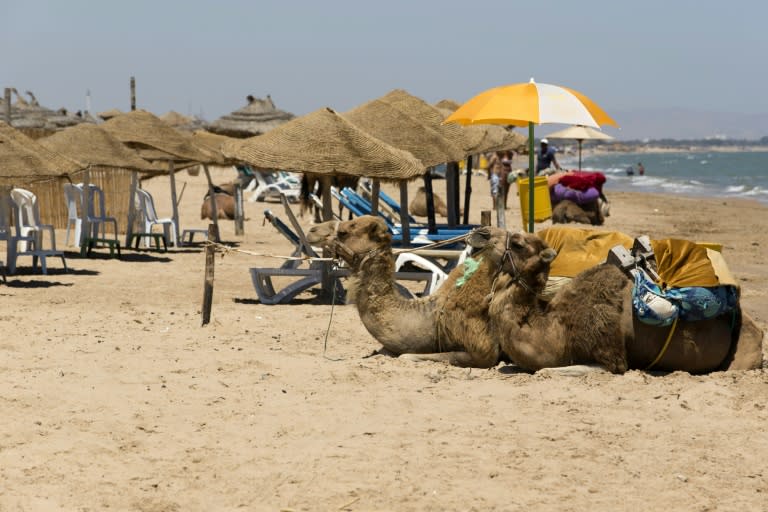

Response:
(594, 108), (768, 141)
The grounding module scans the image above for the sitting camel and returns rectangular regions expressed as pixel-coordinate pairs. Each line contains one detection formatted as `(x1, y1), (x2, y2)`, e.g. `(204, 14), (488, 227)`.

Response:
(409, 187), (462, 218)
(551, 199), (604, 226)
(201, 189), (236, 220)
(306, 216), (549, 368)
(478, 233), (764, 374)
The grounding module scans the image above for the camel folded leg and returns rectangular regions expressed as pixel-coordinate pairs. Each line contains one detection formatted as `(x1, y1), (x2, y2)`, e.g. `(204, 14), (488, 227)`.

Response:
(535, 364), (610, 377)
(398, 351), (486, 368)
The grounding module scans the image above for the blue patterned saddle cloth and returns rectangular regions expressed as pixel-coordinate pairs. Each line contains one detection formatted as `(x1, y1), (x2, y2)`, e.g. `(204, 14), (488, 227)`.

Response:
(632, 270), (739, 327)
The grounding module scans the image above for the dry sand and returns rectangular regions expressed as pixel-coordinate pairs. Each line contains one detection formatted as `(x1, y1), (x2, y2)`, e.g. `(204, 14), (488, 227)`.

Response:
(1, 167), (766, 511)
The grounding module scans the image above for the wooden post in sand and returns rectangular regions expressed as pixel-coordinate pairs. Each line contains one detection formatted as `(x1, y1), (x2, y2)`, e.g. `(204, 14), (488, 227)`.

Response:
(463, 155), (474, 225)
(370, 179), (380, 215)
(201, 223), (219, 326)
(234, 183), (244, 236)
(202, 164), (221, 243)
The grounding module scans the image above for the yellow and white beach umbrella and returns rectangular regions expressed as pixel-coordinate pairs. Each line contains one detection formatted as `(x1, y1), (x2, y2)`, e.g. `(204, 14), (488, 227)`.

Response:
(445, 78), (618, 231)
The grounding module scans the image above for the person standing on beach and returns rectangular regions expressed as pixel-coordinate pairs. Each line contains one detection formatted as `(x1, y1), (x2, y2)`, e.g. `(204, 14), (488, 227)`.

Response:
(500, 150), (513, 209)
(487, 151), (503, 201)
(536, 138), (561, 175)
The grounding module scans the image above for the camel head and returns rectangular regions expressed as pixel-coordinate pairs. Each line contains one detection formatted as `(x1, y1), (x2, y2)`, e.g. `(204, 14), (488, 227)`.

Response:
(307, 215), (392, 267)
(466, 227), (557, 291)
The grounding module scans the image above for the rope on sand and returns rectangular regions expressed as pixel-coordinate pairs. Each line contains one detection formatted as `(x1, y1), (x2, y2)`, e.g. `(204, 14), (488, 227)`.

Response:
(202, 240), (335, 263)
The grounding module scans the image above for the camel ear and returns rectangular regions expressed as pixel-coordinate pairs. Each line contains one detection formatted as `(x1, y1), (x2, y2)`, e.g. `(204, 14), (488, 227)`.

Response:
(466, 227), (491, 249)
(541, 248), (557, 263)
(367, 219), (391, 244)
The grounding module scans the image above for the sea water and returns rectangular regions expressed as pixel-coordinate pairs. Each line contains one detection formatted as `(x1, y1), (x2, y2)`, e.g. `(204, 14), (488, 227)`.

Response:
(557, 151), (768, 204)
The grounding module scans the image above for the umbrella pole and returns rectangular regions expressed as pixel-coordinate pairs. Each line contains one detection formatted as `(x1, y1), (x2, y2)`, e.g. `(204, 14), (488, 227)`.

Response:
(463, 155), (473, 225)
(528, 122), (535, 233)
(578, 139), (583, 170)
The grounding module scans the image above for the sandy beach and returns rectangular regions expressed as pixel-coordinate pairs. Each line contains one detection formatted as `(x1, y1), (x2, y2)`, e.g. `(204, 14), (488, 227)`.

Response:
(1, 167), (766, 511)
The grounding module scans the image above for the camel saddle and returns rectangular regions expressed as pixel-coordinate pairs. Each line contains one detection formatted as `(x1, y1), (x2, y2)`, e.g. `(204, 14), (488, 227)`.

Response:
(538, 227), (737, 289)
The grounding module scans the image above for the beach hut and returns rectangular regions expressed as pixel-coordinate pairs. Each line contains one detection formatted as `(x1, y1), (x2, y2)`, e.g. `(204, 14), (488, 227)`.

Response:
(99, 109), (223, 245)
(3, 88), (93, 139)
(208, 95), (295, 138)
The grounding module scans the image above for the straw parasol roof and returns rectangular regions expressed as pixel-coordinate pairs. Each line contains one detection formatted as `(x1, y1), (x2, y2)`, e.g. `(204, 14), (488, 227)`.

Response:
(378, 89), (477, 158)
(208, 95), (295, 138)
(435, 99), (462, 111)
(160, 110), (208, 132)
(343, 97), (465, 168)
(97, 108), (123, 121)
(222, 107), (424, 180)
(0, 121), (83, 185)
(99, 109), (221, 167)
(38, 123), (155, 172)
(435, 100), (528, 154)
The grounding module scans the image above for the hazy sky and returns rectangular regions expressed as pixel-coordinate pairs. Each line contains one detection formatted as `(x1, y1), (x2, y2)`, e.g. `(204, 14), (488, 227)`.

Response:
(3, 0), (766, 131)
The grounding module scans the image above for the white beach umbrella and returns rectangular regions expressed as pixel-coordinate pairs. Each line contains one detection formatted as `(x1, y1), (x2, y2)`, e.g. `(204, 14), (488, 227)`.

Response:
(545, 125), (614, 170)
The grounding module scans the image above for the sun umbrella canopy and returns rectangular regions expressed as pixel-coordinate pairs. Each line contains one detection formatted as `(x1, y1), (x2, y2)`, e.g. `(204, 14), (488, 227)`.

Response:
(545, 125), (614, 170)
(545, 125), (615, 141)
(344, 98), (465, 167)
(444, 79), (617, 232)
(445, 79), (618, 129)
(100, 109), (220, 166)
(39, 123), (154, 171)
(221, 107), (424, 180)
(0, 121), (83, 185)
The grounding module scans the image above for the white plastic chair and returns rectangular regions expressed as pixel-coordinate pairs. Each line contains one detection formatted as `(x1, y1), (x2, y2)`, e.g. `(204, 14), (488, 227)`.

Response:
(247, 170), (301, 203)
(135, 188), (177, 247)
(9, 188), (67, 274)
(394, 252), (449, 294)
(84, 184), (118, 242)
(63, 183), (83, 247)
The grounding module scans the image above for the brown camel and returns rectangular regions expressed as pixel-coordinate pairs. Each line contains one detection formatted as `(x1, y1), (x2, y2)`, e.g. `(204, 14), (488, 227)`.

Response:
(306, 216), (548, 367)
(482, 234), (764, 374)
(409, 187), (452, 218)
(201, 193), (235, 220)
(551, 199), (604, 226)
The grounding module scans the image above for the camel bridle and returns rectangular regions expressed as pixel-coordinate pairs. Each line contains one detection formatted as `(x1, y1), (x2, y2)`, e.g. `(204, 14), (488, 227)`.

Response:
(495, 232), (536, 296)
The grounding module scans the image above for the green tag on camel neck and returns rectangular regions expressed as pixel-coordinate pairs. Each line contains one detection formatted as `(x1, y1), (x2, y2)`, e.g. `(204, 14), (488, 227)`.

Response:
(456, 256), (482, 287)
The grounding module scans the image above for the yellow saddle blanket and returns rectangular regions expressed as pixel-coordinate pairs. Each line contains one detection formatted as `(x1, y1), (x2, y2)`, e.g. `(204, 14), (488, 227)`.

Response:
(538, 226), (736, 289)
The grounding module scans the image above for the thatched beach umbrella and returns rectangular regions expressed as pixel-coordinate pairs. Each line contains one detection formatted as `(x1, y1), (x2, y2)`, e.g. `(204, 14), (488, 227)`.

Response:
(222, 107), (423, 179)
(0, 121), (82, 186)
(344, 95), (469, 229)
(344, 97), (464, 168)
(97, 108), (123, 121)
(39, 124), (157, 242)
(160, 111), (207, 133)
(223, 106), (425, 241)
(100, 109), (223, 245)
(209, 95), (295, 138)
(39, 124), (154, 172)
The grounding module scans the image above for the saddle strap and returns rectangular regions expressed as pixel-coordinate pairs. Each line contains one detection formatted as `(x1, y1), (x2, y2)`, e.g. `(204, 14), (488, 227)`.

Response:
(645, 316), (680, 371)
